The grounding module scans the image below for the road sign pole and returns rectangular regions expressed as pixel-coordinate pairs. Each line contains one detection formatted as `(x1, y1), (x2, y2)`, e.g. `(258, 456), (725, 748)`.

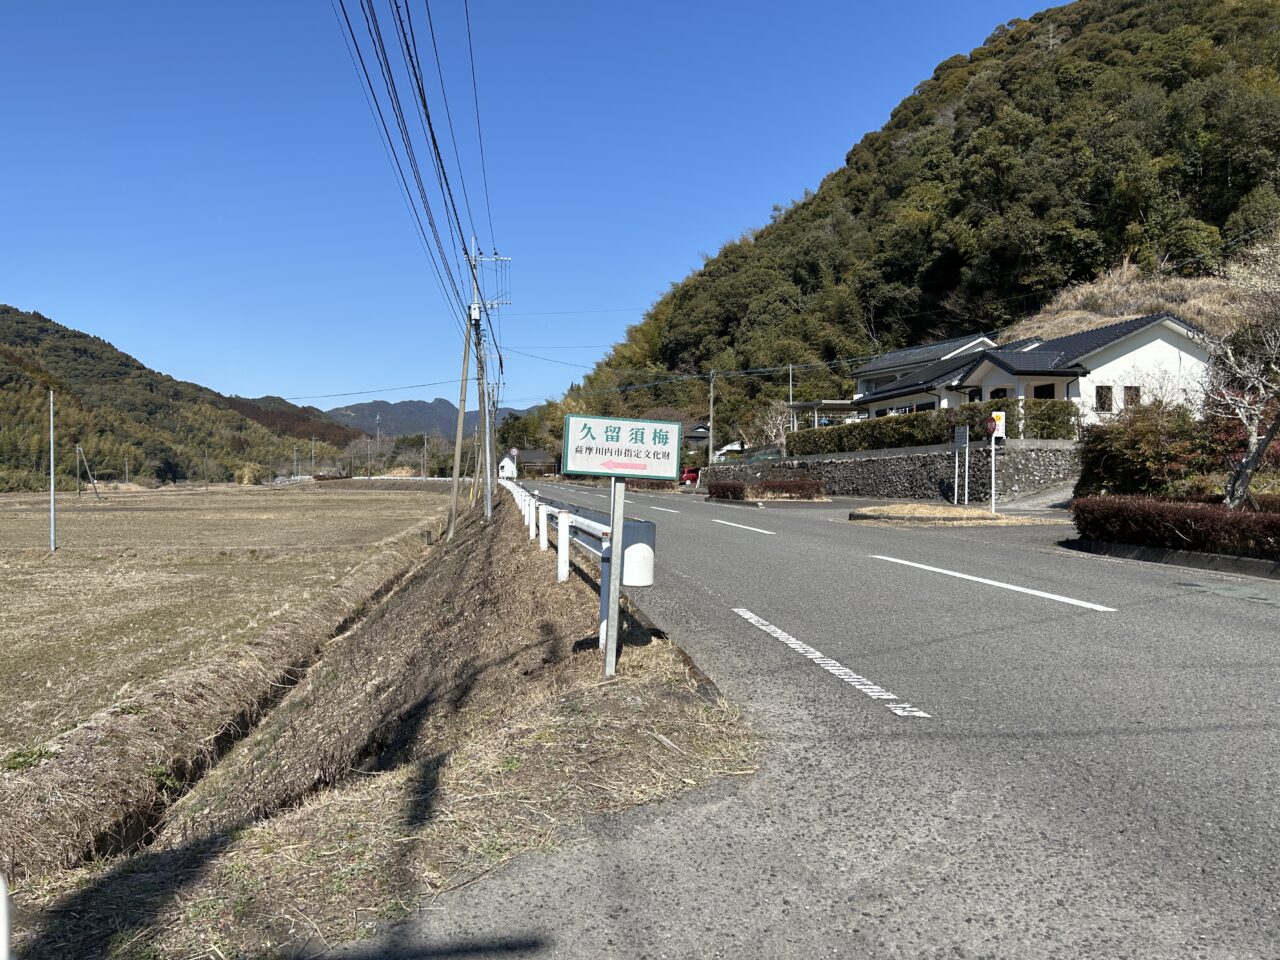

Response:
(990, 433), (997, 514)
(964, 444), (970, 505)
(603, 478), (626, 678)
(954, 450), (959, 505)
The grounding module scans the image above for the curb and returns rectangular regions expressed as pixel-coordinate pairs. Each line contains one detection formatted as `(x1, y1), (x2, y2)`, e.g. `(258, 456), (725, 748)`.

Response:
(1060, 537), (1280, 581)
(849, 511), (979, 523)
(703, 496), (765, 508)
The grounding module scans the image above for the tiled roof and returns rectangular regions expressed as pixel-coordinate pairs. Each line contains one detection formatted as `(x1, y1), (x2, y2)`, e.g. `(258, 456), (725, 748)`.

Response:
(1031, 312), (1198, 364)
(853, 333), (993, 377)
(856, 353), (984, 405)
(981, 350), (1085, 375)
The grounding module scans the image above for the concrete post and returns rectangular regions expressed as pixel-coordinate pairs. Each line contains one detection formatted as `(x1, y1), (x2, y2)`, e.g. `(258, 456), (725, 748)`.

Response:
(598, 539), (610, 650)
(538, 504), (549, 551)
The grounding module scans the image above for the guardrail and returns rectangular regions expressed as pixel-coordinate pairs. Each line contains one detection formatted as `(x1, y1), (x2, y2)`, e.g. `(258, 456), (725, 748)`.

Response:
(498, 479), (657, 673)
(2, 872), (9, 960)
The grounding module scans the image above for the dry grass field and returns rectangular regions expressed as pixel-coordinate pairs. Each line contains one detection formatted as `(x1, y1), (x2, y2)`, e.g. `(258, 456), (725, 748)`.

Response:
(0, 481), (447, 754)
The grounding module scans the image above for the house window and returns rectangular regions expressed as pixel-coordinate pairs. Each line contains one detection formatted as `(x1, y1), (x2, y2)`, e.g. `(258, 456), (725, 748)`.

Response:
(1095, 385), (1113, 413)
(915, 401), (936, 411)
(967, 388), (982, 403)
(875, 409), (888, 418)
(1124, 385), (1141, 406)
(1032, 383), (1055, 400)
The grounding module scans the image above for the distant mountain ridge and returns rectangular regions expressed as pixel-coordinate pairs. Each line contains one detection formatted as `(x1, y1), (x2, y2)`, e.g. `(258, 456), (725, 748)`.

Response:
(0, 305), (353, 489)
(325, 398), (530, 438)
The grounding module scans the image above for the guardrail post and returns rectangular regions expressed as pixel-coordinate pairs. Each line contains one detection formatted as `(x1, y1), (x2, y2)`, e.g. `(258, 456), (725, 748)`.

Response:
(557, 510), (570, 582)
(598, 536), (611, 649)
(538, 504), (549, 551)
(527, 497), (537, 540)
(1, 872), (9, 960)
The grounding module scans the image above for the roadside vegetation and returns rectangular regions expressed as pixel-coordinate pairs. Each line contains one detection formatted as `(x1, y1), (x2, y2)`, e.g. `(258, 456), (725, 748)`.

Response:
(9, 497), (755, 959)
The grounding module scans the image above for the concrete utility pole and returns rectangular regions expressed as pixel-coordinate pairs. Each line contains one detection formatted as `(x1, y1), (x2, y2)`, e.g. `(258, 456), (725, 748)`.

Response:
(708, 370), (717, 472)
(446, 329), (473, 540)
(448, 236), (511, 536)
(124, 455), (129, 484)
(49, 390), (55, 552)
(789, 364), (797, 432)
(311, 436), (316, 473)
(293, 446), (298, 479)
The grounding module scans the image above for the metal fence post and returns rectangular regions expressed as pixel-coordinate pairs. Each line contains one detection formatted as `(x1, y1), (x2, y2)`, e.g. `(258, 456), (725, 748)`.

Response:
(557, 510), (570, 582)
(538, 504), (549, 551)
(598, 536), (611, 650)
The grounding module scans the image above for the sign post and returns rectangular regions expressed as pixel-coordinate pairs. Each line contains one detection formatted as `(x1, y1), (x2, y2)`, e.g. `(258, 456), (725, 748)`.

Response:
(986, 412), (1006, 514)
(952, 425), (968, 506)
(563, 415), (681, 676)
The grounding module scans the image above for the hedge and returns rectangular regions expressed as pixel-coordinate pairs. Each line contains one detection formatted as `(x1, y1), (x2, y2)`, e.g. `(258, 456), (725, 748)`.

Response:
(1179, 493), (1280, 514)
(1072, 496), (1280, 561)
(708, 480), (746, 500)
(788, 399), (1077, 457)
(756, 479), (824, 499)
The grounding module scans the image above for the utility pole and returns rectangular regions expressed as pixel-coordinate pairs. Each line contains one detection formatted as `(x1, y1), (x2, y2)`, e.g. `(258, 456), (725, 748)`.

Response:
(49, 390), (55, 552)
(204, 449), (209, 491)
(124, 455), (129, 485)
(789, 364), (797, 432)
(448, 236), (511, 534)
(311, 436), (316, 473)
(702, 371), (717, 488)
(365, 436), (372, 478)
(293, 446), (298, 479)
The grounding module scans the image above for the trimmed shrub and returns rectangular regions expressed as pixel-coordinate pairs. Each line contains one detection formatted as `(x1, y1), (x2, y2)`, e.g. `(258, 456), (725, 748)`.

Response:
(755, 479), (824, 499)
(627, 479), (677, 491)
(788, 399), (1079, 457)
(1075, 403), (1212, 497)
(707, 480), (746, 500)
(1072, 496), (1280, 561)
(1178, 493), (1280, 514)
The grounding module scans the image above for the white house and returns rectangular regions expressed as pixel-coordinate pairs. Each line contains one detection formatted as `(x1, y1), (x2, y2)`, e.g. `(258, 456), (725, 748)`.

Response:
(498, 453), (518, 479)
(851, 313), (1208, 424)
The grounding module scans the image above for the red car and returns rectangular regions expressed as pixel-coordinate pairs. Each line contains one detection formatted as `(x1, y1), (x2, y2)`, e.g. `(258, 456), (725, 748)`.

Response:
(680, 466), (701, 485)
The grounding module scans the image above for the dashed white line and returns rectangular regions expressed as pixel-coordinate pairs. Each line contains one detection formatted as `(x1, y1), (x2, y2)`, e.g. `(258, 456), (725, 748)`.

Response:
(869, 556), (1117, 612)
(711, 519), (775, 535)
(733, 609), (930, 718)
(649, 505), (680, 513)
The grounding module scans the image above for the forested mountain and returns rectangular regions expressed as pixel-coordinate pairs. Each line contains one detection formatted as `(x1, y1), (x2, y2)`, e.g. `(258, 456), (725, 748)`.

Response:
(0, 305), (349, 489)
(525, 0), (1280, 444)
(325, 398), (529, 438)
(224, 395), (362, 447)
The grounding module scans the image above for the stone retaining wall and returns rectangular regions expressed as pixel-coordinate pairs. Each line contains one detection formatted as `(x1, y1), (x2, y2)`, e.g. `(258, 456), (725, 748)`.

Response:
(705, 444), (1078, 502)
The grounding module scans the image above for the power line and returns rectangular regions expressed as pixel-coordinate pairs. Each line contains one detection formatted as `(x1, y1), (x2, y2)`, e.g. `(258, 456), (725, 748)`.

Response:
(464, 0), (497, 252)
(331, 0), (467, 335)
(286, 377), (466, 401)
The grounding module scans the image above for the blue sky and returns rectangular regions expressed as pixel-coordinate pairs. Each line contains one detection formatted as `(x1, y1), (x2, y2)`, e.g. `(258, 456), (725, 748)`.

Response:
(1, 1), (1049, 412)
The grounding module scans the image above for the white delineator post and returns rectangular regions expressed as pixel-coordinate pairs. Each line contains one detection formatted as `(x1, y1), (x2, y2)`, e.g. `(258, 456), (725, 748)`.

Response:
(49, 389), (56, 553)
(557, 510), (570, 582)
(538, 503), (549, 551)
(953, 448), (959, 506)
(1, 870), (9, 960)
(603, 478), (626, 677)
(598, 531), (611, 649)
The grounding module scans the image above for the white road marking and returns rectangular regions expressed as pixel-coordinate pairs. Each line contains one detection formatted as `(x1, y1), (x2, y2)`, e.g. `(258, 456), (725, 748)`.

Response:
(711, 519), (775, 535)
(869, 556), (1117, 612)
(650, 506), (680, 513)
(733, 609), (931, 718)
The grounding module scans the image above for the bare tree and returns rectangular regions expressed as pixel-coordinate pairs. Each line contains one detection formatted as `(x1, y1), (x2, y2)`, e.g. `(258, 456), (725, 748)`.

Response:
(1206, 308), (1280, 508)
(743, 399), (793, 457)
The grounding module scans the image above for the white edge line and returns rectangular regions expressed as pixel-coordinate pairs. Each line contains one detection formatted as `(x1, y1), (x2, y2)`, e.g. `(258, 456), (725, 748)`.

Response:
(732, 608), (930, 718)
(869, 556), (1116, 612)
(650, 506), (680, 513)
(711, 518), (775, 535)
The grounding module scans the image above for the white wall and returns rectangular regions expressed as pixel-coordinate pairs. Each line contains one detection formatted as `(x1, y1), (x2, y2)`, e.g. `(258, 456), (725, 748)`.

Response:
(1072, 324), (1208, 424)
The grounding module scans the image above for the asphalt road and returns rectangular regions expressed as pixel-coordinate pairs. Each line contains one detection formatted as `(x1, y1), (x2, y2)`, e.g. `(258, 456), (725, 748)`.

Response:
(338, 482), (1280, 960)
